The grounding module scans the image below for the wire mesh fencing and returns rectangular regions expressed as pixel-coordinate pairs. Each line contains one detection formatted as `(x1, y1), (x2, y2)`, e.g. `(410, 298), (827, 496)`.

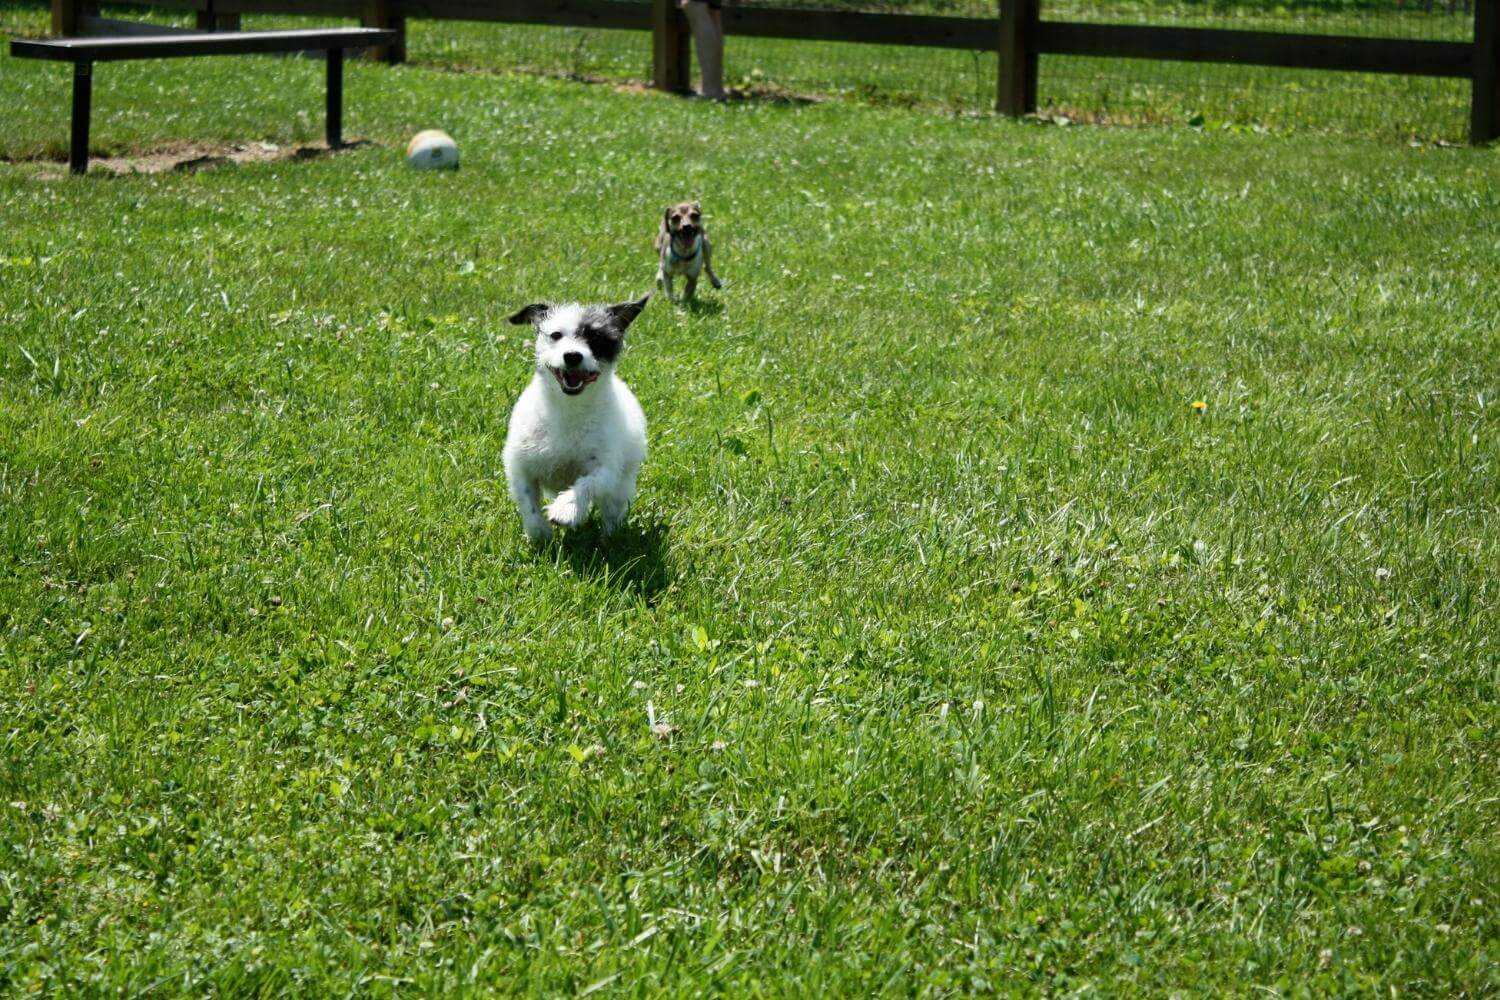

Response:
(404, 16), (652, 84)
(1037, 1), (1474, 141)
(17, 1), (1479, 141)
(715, 0), (1476, 140)
(719, 0), (998, 107)
(396, 0), (1476, 142)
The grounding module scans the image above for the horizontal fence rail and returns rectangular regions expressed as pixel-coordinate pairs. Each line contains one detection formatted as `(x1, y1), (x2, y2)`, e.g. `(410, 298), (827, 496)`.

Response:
(724, 9), (994, 50)
(45, 0), (1500, 142)
(1040, 22), (1475, 78)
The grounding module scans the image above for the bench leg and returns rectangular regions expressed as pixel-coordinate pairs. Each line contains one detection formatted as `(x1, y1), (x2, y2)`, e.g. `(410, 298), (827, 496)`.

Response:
(326, 48), (343, 149)
(195, 10), (241, 31)
(70, 61), (92, 175)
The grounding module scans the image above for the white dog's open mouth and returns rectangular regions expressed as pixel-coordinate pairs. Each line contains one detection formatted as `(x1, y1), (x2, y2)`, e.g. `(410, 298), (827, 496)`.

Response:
(552, 367), (599, 395)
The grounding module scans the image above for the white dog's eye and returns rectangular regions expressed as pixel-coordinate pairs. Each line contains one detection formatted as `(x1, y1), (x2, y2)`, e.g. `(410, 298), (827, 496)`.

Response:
(550, 332), (563, 342)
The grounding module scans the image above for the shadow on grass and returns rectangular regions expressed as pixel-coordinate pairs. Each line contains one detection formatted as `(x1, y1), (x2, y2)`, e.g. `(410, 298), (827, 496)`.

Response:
(677, 297), (725, 317)
(722, 86), (818, 108)
(557, 518), (674, 601)
(8, 139), (375, 179)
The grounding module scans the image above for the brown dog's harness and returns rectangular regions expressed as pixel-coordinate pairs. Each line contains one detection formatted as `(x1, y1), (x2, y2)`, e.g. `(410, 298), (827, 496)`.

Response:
(668, 235), (702, 264)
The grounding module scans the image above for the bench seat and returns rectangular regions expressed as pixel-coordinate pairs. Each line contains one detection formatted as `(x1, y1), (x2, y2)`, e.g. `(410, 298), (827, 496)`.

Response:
(12, 27), (394, 62)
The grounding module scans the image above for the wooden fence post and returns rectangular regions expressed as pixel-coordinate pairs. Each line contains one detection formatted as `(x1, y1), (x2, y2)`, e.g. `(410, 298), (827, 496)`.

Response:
(362, 0), (406, 64)
(652, 0), (690, 93)
(997, 0), (1039, 117)
(1474, 0), (1498, 143)
(51, 0), (81, 35)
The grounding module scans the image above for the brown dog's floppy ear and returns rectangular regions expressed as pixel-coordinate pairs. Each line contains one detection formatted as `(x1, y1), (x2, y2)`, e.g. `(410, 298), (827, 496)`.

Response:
(508, 303), (549, 325)
(607, 293), (651, 331)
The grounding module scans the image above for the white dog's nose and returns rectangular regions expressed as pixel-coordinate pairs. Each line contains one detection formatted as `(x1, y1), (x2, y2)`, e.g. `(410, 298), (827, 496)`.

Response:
(563, 351), (583, 367)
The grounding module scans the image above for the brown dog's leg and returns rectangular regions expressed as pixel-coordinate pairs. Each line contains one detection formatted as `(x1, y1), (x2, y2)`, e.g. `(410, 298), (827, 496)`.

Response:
(704, 241), (724, 290)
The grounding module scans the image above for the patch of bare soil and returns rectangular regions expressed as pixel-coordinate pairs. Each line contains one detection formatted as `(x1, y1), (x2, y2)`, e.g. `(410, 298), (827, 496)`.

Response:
(8, 139), (371, 180)
(609, 79), (817, 106)
(416, 60), (819, 106)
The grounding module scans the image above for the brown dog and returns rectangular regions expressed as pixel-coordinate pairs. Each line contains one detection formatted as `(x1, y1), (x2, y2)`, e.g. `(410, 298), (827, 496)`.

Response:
(655, 201), (723, 301)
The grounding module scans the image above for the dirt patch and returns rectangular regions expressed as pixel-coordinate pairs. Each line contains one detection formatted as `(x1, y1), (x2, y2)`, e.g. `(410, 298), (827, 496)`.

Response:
(416, 60), (819, 107)
(7, 139), (371, 180)
(609, 79), (817, 106)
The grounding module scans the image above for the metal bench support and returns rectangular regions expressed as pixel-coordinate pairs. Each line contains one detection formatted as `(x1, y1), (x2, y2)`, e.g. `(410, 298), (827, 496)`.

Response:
(326, 48), (343, 149)
(11, 28), (393, 175)
(71, 61), (91, 175)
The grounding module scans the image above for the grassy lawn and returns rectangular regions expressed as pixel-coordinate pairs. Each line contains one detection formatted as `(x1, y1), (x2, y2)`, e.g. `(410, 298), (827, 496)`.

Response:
(1, 0), (1498, 993)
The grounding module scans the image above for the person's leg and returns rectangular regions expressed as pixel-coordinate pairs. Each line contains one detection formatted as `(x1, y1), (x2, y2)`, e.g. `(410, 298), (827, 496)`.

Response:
(681, 0), (725, 99)
(704, 5), (725, 97)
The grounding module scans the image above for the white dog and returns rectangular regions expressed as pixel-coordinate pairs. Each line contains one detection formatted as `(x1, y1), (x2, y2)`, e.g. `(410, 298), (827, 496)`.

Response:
(502, 294), (650, 544)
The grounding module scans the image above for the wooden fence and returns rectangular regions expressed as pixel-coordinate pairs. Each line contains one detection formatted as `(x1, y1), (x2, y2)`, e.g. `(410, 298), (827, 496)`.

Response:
(46, 0), (1500, 142)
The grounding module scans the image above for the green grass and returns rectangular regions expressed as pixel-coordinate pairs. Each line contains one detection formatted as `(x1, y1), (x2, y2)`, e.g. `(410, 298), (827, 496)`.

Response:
(1, 1), (1498, 993)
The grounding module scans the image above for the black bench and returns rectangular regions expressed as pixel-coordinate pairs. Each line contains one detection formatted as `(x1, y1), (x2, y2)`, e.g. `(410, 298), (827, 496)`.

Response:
(10, 27), (395, 175)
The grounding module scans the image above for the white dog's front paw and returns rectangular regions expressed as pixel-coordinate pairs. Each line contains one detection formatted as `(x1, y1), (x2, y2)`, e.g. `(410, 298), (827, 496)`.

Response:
(546, 490), (587, 529)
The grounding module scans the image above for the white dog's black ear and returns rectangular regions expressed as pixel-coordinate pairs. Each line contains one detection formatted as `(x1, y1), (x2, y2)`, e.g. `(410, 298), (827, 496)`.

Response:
(607, 294), (651, 331)
(508, 303), (549, 326)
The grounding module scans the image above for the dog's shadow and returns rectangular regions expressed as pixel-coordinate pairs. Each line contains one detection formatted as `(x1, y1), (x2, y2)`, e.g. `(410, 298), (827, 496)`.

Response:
(556, 518), (674, 600)
(721, 88), (819, 108)
(676, 297), (724, 317)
